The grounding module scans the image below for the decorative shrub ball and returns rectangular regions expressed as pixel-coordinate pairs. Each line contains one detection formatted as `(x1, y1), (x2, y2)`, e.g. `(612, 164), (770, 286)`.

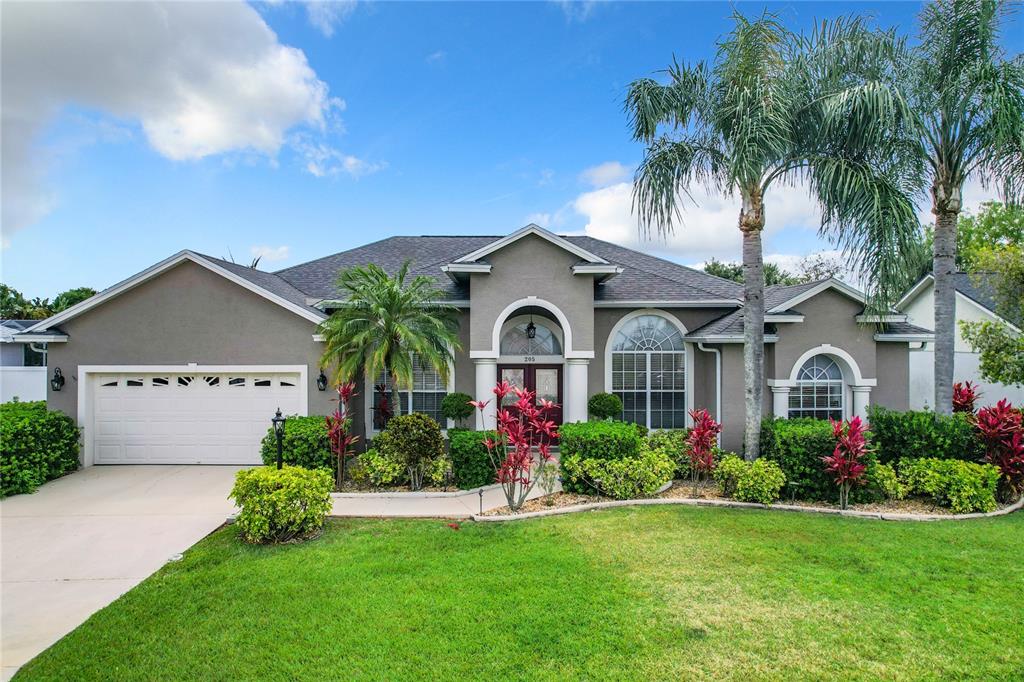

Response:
(587, 392), (623, 420)
(441, 393), (475, 425)
(230, 465), (333, 543)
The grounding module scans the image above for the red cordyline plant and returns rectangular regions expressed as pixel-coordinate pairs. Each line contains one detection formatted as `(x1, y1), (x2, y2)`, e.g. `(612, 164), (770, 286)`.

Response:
(952, 381), (980, 414)
(975, 399), (1024, 497)
(470, 380), (559, 512)
(823, 416), (869, 510)
(326, 382), (359, 489)
(687, 408), (721, 494)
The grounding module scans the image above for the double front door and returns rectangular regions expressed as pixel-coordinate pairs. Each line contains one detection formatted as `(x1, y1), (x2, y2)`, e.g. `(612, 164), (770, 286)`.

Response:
(498, 364), (563, 424)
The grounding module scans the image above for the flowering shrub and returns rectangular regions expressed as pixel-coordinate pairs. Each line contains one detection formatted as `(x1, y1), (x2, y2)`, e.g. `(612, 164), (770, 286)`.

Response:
(952, 381), (980, 413)
(686, 409), (721, 493)
(823, 416), (870, 509)
(326, 382), (359, 488)
(974, 399), (1024, 496)
(472, 381), (559, 511)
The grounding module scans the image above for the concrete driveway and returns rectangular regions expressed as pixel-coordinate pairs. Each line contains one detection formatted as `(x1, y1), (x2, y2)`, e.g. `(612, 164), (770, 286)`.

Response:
(0, 465), (244, 679)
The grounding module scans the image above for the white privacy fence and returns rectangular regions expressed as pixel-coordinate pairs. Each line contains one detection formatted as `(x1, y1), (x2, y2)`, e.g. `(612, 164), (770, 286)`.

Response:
(0, 367), (47, 403)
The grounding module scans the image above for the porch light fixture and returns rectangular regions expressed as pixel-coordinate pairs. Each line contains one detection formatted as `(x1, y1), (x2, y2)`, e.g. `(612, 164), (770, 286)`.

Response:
(316, 369), (328, 391)
(526, 316), (537, 339)
(50, 367), (65, 392)
(271, 408), (287, 470)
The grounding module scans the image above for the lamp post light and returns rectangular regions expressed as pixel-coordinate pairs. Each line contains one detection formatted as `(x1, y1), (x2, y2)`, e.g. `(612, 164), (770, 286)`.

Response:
(272, 407), (286, 470)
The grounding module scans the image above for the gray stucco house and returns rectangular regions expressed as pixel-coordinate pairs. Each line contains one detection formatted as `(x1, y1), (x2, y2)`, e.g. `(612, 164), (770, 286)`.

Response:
(17, 224), (931, 465)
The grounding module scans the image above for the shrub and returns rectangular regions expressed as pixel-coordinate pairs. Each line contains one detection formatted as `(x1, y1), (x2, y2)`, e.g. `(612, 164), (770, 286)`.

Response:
(866, 462), (905, 501)
(898, 458), (1000, 513)
(229, 465), (332, 543)
(823, 416), (870, 509)
(427, 455), (451, 487)
(952, 381), (979, 413)
(587, 393), (623, 420)
(735, 458), (786, 505)
(260, 416), (331, 470)
(687, 409), (721, 492)
(559, 421), (643, 461)
(1, 400), (80, 497)
(561, 447), (673, 500)
(448, 429), (498, 489)
(867, 406), (983, 464)
(713, 454), (747, 497)
(355, 449), (405, 487)
(647, 429), (692, 478)
(974, 399), (1024, 496)
(441, 393), (475, 427)
(375, 413), (445, 490)
(760, 418), (839, 501)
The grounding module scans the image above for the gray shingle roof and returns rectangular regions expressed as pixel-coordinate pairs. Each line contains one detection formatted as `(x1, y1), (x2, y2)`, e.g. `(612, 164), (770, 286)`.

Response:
(195, 252), (327, 319)
(952, 272), (999, 313)
(879, 321), (933, 335)
(685, 309), (744, 337)
(273, 235), (743, 304)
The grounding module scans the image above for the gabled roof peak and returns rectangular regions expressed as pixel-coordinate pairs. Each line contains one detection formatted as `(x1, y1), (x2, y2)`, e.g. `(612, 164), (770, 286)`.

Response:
(453, 224), (609, 265)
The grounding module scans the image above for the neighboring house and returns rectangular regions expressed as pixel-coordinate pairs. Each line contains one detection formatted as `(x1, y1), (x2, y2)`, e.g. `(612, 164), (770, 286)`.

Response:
(1, 320), (49, 402)
(898, 272), (1024, 410)
(17, 224), (929, 465)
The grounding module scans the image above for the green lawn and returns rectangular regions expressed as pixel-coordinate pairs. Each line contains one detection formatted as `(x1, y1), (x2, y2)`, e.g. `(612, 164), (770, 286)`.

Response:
(17, 507), (1024, 681)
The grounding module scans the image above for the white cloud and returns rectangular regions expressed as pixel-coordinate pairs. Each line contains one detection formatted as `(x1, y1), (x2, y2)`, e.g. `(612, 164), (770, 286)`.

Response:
(303, 1), (358, 38)
(579, 161), (631, 188)
(554, 0), (599, 22)
(292, 136), (386, 178)
(572, 178), (822, 262)
(426, 50), (447, 64)
(251, 245), (291, 262)
(1, 1), (335, 235)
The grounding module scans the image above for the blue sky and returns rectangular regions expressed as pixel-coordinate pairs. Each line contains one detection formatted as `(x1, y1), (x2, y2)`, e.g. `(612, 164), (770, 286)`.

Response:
(2, 1), (1019, 299)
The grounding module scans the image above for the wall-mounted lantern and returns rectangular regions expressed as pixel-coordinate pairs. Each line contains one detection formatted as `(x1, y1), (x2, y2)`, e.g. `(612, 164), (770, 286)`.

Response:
(50, 367), (65, 392)
(316, 369), (328, 392)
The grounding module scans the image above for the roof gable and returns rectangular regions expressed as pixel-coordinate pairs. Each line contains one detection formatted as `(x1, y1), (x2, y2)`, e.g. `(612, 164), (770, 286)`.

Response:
(453, 224), (609, 265)
(766, 278), (866, 313)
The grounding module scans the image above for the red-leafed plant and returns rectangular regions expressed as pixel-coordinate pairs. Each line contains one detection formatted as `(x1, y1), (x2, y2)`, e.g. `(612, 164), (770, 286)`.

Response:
(975, 399), (1024, 497)
(952, 381), (980, 414)
(471, 380), (559, 512)
(823, 416), (869, 509)
(687, 408), (721, 494)
(326, 382), (359, 489)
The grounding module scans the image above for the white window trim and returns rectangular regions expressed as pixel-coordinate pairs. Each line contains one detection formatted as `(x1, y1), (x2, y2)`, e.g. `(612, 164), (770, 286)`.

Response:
(788, 357), (846, 421)
(77, 364), (308, 467)
(363, 354), (455, 436)
(499, 314), (564, 356)
(603, 309), (693, 429)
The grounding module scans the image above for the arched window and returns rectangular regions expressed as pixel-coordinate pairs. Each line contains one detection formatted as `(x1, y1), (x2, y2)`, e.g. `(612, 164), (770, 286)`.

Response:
(610, 314), (686, 428)
(789, 355), (843, 420)
(501, 320), (562, 355)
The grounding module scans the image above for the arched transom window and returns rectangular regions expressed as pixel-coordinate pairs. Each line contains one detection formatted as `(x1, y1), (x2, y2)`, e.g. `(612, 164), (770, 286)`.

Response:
(789, 355), (843, 420)
(501, 320), (562, 355)
(611, 314), (686, 428)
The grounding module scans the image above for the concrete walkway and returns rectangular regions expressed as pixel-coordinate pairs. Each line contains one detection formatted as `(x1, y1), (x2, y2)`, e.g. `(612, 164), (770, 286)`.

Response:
(0, 465), (244, 680)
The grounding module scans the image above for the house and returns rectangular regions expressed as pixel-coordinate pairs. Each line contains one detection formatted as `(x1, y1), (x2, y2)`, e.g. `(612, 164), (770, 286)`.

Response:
(898, 272), (1024, 409)
(18, 224), (929, 465)
(1, 320), (49, 402)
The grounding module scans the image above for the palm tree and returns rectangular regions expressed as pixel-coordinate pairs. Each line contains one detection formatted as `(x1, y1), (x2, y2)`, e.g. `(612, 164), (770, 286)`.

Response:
(626, 11), (920, 458)
(889, 0), (1024, 415)
(318, 261), (460, 422)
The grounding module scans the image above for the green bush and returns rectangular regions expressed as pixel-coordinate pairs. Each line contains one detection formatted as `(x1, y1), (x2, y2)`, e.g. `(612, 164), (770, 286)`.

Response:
(427, 455), (451, 487)
(647, 429), (692, 478)
(898, 458), (1000, 514)
(1, 400), (80, 497)
(441, 393), (474, 426)
(375, 413), (445, 471)
(259, 416), (331, 470)
(713, 454), (747, 497)
(760, 418), (841, 501)
(354, 449), (405, 487)
(587, 393), (623, 420)
(866, 462), (905, 501)
(868, 406), (983, 463)
(229, 465), (332, 543)
(559, 420), (643, 461)
(448, 429), (497, 489)
(561, 447), (673, 500)
(735, 458), (786, 505)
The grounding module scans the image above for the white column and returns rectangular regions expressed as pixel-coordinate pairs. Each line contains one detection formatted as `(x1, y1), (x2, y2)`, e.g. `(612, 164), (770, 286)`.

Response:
(474, 358), (497, 430)
(852, 386), (872, 420)
(770, 386), (791, 419)
(564, 358), (590, 423)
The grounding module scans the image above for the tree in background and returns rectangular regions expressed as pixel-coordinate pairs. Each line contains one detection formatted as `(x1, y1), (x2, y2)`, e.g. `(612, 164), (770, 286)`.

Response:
(704, 253), (845, 286)
(1, 284), (96, 319)
(627, 12), (919, 457)
(51, 287), (98, 313)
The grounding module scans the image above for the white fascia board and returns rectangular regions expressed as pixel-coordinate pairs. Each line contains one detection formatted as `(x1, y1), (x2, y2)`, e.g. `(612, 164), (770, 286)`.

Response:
(24, 251), (324, 332)
(571, 264), (622, 275)
(856, 314), (908, 323)
(896, 275), (933, 310)
(593, 299), (742, 308)
(453, 224), (608, 264)
(874, 333), (934, 342)
(764, 314), (804, 323)
(11, 334), (68, 343)
(955, 292), (1022, 333)
(441, 263), (492, 273)
(768, 278), (867, 313)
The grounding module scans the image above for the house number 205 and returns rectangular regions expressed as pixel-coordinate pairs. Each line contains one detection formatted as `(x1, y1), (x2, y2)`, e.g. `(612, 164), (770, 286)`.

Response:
(523, 356), (536, 363)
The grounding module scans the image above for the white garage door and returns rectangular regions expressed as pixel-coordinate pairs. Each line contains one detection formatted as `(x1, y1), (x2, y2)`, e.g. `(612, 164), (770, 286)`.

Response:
(92, 371), (304, 464)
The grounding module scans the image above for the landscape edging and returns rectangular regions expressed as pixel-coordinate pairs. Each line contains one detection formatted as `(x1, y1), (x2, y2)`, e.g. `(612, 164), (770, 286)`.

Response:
(472, 493), (1024, 523)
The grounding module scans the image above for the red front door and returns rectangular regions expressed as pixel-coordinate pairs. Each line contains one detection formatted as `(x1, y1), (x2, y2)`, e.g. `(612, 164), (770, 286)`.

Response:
(498, 364), (563, 424)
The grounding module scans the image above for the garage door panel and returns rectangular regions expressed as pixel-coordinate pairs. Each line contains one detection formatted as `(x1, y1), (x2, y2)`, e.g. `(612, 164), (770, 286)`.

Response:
(92, 371), (303, 465)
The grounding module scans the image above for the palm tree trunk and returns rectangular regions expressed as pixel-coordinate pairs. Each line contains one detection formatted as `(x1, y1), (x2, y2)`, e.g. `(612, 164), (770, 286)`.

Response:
(740, 190), (766, 460)
(932, 207), (959, 416)
(389, 371), (402, 421)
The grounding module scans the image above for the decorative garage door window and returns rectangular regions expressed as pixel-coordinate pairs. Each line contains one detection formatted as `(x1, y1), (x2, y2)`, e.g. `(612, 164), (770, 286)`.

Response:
(501, 321), (562, 356)
(374, 354), (446, 428)
(789, 355), (843, 420)
(611, 314), (686, 429)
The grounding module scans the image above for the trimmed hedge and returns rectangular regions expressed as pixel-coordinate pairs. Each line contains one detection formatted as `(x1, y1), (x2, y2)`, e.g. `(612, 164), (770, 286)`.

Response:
(898, 457), (1000, 513)
(448, 428), (497, 489)
(260, 416), (331, 470)
(760, 418), (839, 501)
(229, 465), (332, 543)
(559, 421), (643, 461)
(1, 400), (80, 497)
(868, 406), (983, 463)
